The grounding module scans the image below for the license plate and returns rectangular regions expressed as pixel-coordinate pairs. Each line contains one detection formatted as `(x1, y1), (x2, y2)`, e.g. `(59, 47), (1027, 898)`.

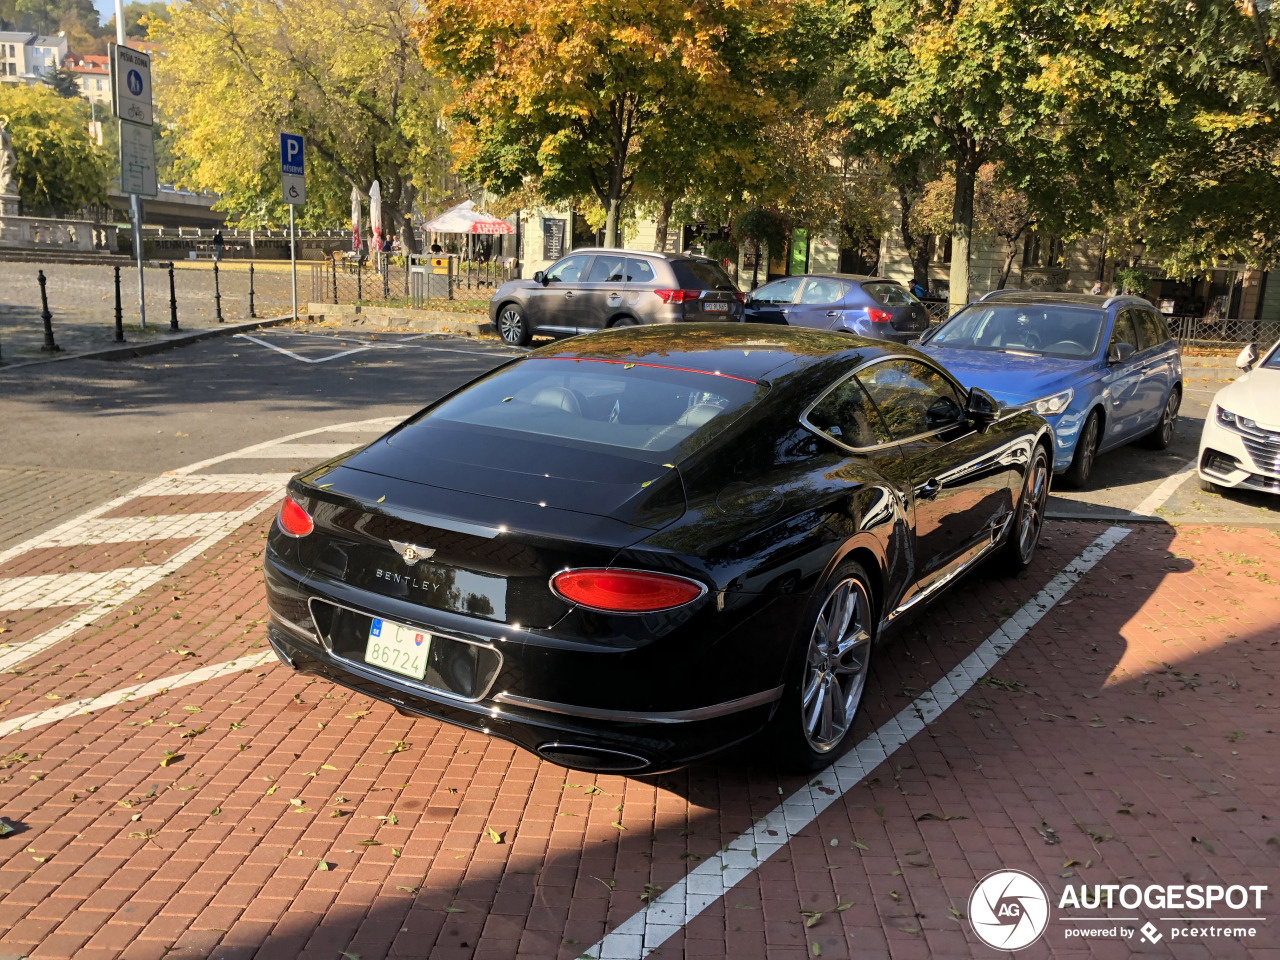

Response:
(705, 302), (729, 312)
(364, 617), (430, 681)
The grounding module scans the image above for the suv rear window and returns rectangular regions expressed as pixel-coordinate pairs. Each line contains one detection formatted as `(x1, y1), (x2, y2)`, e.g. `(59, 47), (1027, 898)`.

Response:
(671, 260), (736, 291)
(422, 358), (763, 458)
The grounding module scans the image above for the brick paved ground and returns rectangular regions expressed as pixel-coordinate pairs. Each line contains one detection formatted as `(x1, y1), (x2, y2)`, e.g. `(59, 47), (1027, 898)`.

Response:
(0, 469), (147, 552)
(0, 439), (1275, 959)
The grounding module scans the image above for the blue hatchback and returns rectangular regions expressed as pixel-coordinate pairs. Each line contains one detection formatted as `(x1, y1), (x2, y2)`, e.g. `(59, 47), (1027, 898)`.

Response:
(744, 274), (932, 343)
(918, 292), (1183, 487)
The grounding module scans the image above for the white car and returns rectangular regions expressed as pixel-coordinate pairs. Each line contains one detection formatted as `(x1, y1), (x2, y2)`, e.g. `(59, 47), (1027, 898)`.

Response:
(1198, 340), (1280, 494)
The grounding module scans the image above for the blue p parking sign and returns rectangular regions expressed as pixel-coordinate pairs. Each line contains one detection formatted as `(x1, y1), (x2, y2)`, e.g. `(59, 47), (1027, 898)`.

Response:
(280, 133), (305, 205)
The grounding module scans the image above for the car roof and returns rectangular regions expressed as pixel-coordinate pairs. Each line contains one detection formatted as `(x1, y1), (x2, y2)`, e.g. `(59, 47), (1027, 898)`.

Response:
(976, 290), (1149, 310)
(528, 323), (899, 381)
(565, 247), (718, 263)
(765, 273), (898, 285)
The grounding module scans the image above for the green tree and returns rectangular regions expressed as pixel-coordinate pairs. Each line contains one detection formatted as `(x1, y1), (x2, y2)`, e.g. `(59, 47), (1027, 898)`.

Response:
(0, 83), (109, 215)
(152, 0), (447, 243)
(417, 0), (795, 248)
(43, 62), (82, 99)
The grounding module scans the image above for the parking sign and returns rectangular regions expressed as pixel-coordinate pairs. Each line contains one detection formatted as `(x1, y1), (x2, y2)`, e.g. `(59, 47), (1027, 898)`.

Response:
(280, 133), (305, 206)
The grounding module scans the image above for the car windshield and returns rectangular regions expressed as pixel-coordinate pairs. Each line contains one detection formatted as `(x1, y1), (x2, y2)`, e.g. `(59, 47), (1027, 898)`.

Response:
(423, 357), (764, 458)
(672, 260), (737, 291)
(925, 303), (1106, 359)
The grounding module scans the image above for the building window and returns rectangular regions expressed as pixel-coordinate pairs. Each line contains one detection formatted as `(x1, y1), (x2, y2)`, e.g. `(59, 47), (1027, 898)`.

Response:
(1023, 232), (1064, 269)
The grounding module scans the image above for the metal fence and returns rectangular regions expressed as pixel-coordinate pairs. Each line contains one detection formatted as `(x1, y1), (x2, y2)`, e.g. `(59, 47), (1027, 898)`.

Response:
(1167, 315), (1279, 349)
(308, 254), (515, 307)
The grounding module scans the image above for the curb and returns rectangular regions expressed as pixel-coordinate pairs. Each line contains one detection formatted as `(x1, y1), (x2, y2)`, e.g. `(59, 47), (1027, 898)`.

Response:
(0, 315), (298, 370)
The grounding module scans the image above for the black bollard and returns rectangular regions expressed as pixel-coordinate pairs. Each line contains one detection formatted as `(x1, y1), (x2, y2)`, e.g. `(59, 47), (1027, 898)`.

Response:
(167, 262), (179, 332)
(331, 257), (338, 304)
(37, 270), (59, 352)
(382, 256), (389, 300)
(248, 262), (257, 319)
(113, 266), (125, 342)
(213, 261), (224, 323)
(356, 259), (363, 302)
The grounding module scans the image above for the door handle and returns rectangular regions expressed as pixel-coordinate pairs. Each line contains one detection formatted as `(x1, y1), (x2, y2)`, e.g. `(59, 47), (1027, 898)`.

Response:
(917, 478), (942, 500)
(564, 292), (575, 299)
(826, 310), (840, 317)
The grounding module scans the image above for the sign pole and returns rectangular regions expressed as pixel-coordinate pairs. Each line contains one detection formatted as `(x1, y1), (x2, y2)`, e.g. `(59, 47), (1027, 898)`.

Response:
(113, 0), (153, 331)
(279, 132), (306, 321)
(289, 204), (297, 321)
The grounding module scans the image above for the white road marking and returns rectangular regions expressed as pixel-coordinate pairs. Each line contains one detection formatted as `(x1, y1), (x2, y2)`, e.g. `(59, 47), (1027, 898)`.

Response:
(0, 488), (283, 673)
(0, 568), (159, 610)
(222, 443), (362, 461)
(234, 333), (372, 364)
(1132, 457), (1198, 516)
(0, 651), (277, 739)
(584, 525), (1131, 960)
(34, 512), (270, 546)
(169, 416), (399, 476)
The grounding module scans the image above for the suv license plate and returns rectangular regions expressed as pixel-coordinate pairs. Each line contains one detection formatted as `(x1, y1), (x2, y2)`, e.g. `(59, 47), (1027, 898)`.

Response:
(705, 302), (729, 312)
(364, 617), (430, 680)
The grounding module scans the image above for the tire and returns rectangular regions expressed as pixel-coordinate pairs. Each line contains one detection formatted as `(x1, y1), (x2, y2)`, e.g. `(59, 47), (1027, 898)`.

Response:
(496, 303), (531, 346)
(1139, 386), (1181, 450)
(610, 316), (640, 328)
(771, 561), (876, 771)
(1001, 444), (1050, 574)
(1063, 409), (1100, 489)
(1199, 477), (1219, 493)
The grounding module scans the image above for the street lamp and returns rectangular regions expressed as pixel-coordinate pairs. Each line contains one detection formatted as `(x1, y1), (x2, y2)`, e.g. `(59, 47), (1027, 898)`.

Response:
(1130, 239), (1147, 266)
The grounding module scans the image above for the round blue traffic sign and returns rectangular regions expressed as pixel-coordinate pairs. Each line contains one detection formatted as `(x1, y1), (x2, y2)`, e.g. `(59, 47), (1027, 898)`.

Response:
(127, 69), (143, 96)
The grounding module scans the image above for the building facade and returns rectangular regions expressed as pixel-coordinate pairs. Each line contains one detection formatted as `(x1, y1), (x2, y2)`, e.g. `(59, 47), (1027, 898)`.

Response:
(0, 32), (67, 82)
(64, 53), (110, 104)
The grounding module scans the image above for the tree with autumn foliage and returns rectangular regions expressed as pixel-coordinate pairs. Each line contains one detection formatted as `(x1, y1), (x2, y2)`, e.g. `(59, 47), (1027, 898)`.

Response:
(151, 0), (450, 244)
(416, 0), (796, 248)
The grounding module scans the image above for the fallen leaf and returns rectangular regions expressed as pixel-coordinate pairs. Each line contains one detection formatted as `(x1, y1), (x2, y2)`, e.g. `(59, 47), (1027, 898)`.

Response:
(485, 826), (505, 844)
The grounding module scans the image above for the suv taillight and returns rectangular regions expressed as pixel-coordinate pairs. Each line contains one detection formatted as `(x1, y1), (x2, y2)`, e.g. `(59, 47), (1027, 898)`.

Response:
(733, 291), (747, 303)
(654, 289), (701, 304)
(868, 308), (893, 323)
(551, 568), (705, 613)
(277, 497), (314, 537)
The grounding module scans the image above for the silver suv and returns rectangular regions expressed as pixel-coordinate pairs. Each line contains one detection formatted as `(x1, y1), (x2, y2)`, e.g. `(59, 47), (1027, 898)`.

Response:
(489, 248), (745, 346)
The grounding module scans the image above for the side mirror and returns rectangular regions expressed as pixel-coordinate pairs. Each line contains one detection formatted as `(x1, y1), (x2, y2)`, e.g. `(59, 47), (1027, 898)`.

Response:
(965, 387), (999, 429)
(1106, 341), (1135, 365)
(533, 270), (546, 285)
(1236, 343), (1258, 370)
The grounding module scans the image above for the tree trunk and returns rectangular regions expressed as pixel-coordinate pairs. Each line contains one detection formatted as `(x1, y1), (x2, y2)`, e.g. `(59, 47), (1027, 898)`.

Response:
(751, 239), (760, 289)
(949, 147), (978, 311)
(998, 237), (1019, 289)
(897, 183), (931, 290)
(604, 197), (621, 248)
(653, 196), (673, 252)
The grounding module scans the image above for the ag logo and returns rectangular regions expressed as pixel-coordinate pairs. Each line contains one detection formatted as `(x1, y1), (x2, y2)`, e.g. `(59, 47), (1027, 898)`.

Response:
(968, 869), (1050, 951)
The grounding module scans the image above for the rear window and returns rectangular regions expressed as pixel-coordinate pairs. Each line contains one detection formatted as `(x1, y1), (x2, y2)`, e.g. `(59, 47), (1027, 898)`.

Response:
(422, 358), (763, 457)
(672, 259), (736, 291)
(862, 282), (918, 306)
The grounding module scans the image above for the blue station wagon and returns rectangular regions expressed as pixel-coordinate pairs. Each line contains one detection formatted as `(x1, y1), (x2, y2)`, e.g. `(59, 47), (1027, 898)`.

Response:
(918, 291), (1183, 487)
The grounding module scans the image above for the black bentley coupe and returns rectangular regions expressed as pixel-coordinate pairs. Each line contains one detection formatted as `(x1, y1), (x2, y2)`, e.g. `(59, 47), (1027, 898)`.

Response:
(263, 325), (1052, 773)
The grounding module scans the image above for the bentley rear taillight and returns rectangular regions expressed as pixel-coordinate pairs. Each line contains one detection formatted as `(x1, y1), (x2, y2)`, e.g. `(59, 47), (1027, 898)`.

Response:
(551, 568), (705, 613)
(277, 497), (314, 537)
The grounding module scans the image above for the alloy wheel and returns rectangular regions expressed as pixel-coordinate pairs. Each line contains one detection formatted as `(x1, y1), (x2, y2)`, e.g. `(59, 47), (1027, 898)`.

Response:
(1160, 392), (1179, 445)
(1077, 416), (1097, 480)
(800, 578), (872, 752)
(498, 307), (524, 343)
(1017, 452), (1049, 564)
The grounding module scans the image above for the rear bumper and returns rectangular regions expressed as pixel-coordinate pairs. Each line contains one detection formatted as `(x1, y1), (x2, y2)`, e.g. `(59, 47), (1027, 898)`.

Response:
(263, 553), (785, 772)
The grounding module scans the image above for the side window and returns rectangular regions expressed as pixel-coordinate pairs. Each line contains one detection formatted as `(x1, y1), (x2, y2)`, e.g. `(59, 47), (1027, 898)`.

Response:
(626, 258), (655, 283)
(857, 359), (967, 439)
(806, 376), (892, 448)
(1133, 309), (1165, 351)
(1109, 310), (1138, 350)
(544, 255), (590, 283)
(754, 277), (802, 304)
(586, 254), (626, 283)
(798, 279), (851, 304)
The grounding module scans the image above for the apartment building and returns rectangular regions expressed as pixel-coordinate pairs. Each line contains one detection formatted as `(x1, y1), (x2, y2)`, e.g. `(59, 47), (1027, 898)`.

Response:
(0, 31), (68, 82)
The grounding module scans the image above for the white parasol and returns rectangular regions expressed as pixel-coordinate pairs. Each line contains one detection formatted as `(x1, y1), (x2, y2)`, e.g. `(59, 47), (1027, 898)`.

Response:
(350, 186), (362, 252)
(369, 180), (382, 251)
(422, 200), (515, 235)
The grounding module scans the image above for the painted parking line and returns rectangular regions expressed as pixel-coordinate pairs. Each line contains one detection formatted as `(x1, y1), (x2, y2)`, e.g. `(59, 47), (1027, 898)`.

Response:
(1132, 456), (1198, 515)
(168, 416), (399, 476)
(585, 525), (1131, 960)
(234, 333), (373, 364)
(0, 650), (276, 739)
